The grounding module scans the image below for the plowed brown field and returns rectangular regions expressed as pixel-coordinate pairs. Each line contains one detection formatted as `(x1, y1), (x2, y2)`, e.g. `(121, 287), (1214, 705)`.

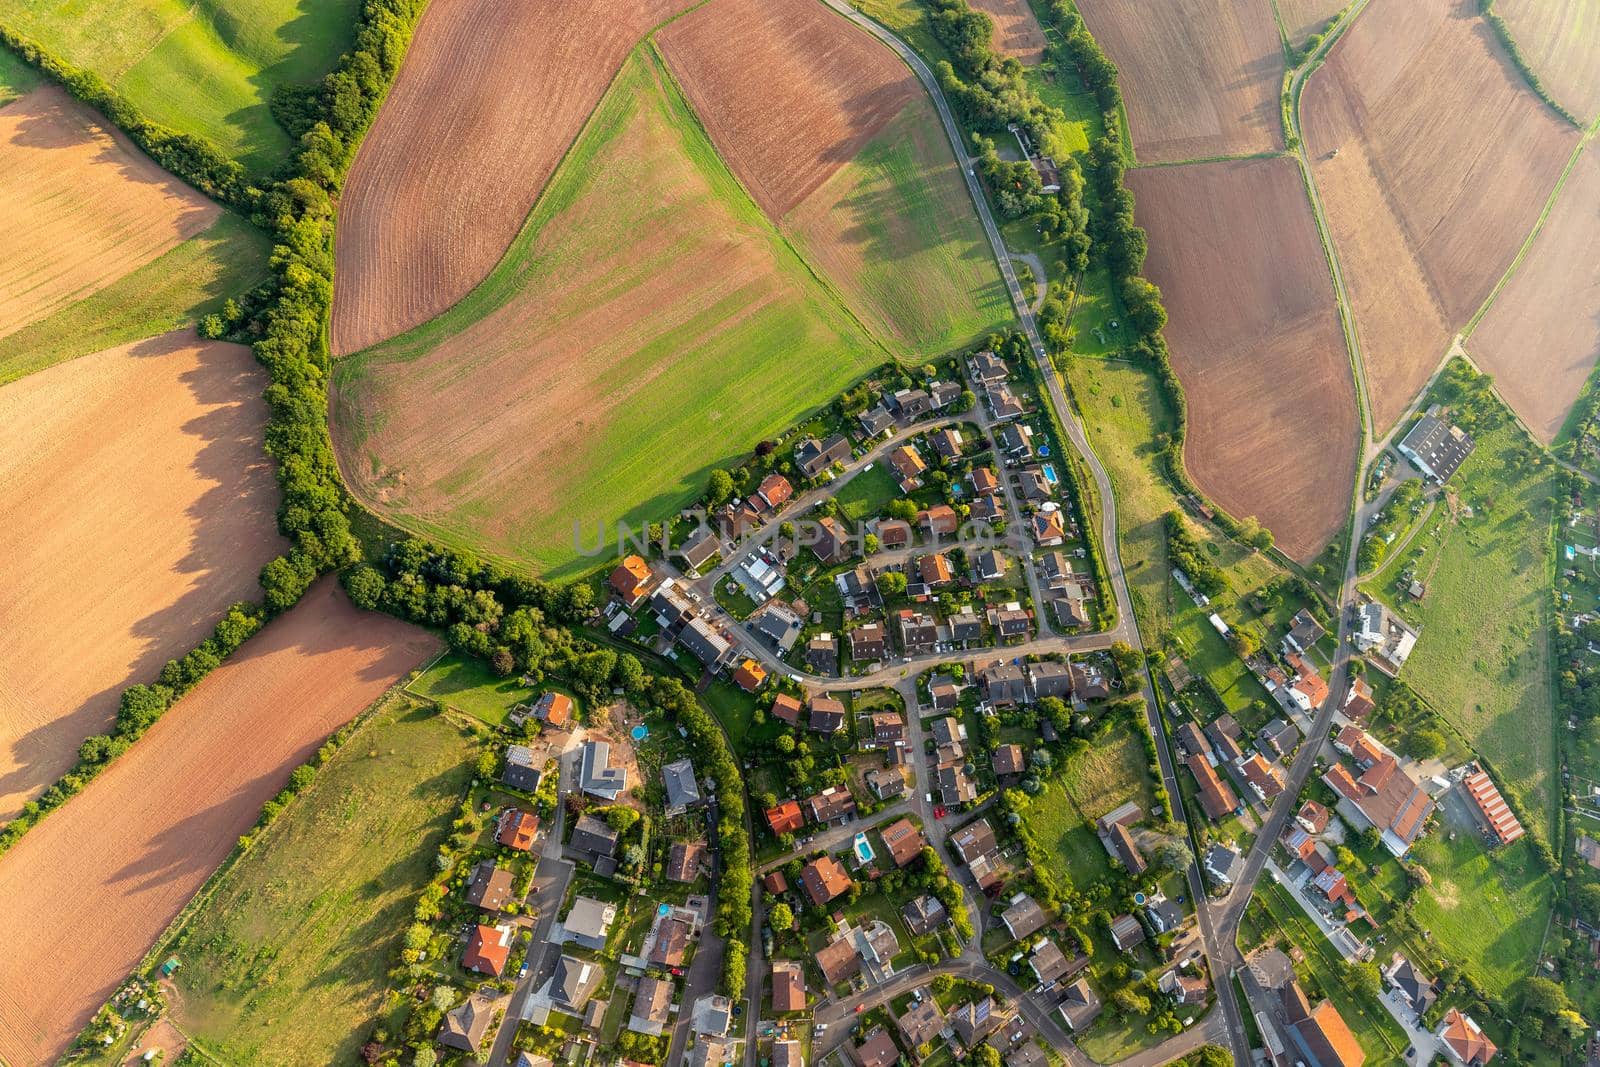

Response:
(1075, 0), (1282, 162)
(0, 579), (438, 1067)
(970, 0), (1048, 64)
(0, 330), (282, 822)
(1303, 0), (1578, 430)
(330, 0), (693, 356)
(1470, 151), (1600, 443)
(1498, 0), (1600, 123)
(1277, 0), (1345, 45)
(657, 0), (918, 217)
(0, 86), (218, 341)
(1128, 158), (1357, 560)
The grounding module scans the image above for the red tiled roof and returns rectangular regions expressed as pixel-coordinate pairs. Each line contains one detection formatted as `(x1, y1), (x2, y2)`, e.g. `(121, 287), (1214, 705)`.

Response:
(496, 808), (539, 851)
(1439, 1008), (1497, 1065)
(1187, 753), (1238, 819)
(462, 924), (511, 976)
(734, 659), (768, 693)
(800, 855), (852, 905)
(1463, 770), (1524, 845)
(766, 801), (804, 835)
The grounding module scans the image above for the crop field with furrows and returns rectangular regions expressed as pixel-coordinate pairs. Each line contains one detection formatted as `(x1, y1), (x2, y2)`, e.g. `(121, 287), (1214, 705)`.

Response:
(1074, 0), (1283, 163)
(1128, 157), (1357, 561)
(1469, 150), (1600, 444)
(332, 50), (882, 577)
(0, 0), (359, 171)
(0, 330), (282, 822)
(1497, 0), (1600, 122)
(329, 0), (696, 356)
(657, 0), (1010, 357)
(0, 579), (438, 1067)
(1275, 0), (1345, 46)
(1302, 0), (1579, 431)
(970, 0), (1047, 64)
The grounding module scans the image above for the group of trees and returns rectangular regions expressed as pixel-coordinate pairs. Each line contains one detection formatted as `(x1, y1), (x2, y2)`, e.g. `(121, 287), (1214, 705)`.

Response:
(1165, 511), (1228, 598)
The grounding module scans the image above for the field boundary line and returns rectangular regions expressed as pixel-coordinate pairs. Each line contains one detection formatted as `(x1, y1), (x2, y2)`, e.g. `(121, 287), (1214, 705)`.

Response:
(1130, 149), (1287, 170)
(1461, 122), (1596, 337)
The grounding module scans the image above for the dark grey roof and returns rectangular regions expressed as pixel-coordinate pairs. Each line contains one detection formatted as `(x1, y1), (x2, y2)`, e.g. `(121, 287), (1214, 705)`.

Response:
(663, 757), (702, 812)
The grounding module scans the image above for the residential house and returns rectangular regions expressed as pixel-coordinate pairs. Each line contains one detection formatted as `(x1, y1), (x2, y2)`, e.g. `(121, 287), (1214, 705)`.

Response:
(992, 744), (1026, 780)
(850, 623), (888, 663)
(1029, 939), (1083, 986)
(867, 767), (906, 800)
(564, 896), (616, 951)
(811, 515), (852, 564)
(1281, 982), (1365, 1067)
(629, 976), (675, 1036)
(1176, 722), (1208, 759)
(1017, 466), (1051, 503)
(1159, 969), (1208, 1006)
(931, 380), (963, 410)
(951, 819), (998, 867)
(678, 616), (735, 670)
(647, 911), (697, 968)
(676, 526), (721, 572)
(1070, 661), (1111, 701)
(1285, 608), (1326, 653)
(1109, 913), (1145, 952)
(860, 920), (899, 969)
(836, 564), (882, 613)
(1334, 725), (1386, 768)
(765, 800), (804, 836)
(1031, 509), (1066, 546)
(996, 423), (1033, 458)
(533, 691), (574, 728)
(1437, 1008), (1497, 1065)
(757, 473), (794, 511)
(920, 504), (960, 537)
(805, 785), (856, 824)
(879, 818), (925, 869)
(889, 387), (931, 419)
(1146, 895), (1184, 935)
(771, 1041), (803, 1067)
(1239, 753), (1287, 801)
(981, 661), (1029, 706)
(862, 710), (904, 749)
(938, 764), (979, 806)
(692, 995), (734, 1037)
(1353, 600), (1419, 676)
(1188, 754), (1239, 819)
(877, 518), (912, 548)
(1002, 895), (1049, 941)
(934, 428), (964, 460)
(751, 603), (804, 653)
(988, 384), (1025, 422)
(439, 990), (502, 1053)
(808, 695), (847, 735)
(665, 840), (706, 883)
(903, 895), (948, 935)
(949, 611), (984, 645)
(689, 1038), (737, 1067)
(551, 955), (604, 1012)
(1258, 718), (1301, 759)
(496, 808), (539, 851)
(1284, 653), (1329, 712)
(897, 609), (938, 654)
(1344, 675), (1376, 719)
(800, 855), (853, 906)
(928, 674), (961, 710)
(968, 350), (1008, 386)
(1382, 953), (1437, 1018)
(859, 405), (894, 439)
(852, 1026), (900, 1067)
(721, 500), (763, 540)
(462, 923), (512, 976)
(973, 548), (1007, 581)
(918, 552), (954, 589)
(817, 934), (862, 986)
(771, 960), (807, 1013)
(579, 740), (627, 800)
(972, 467), (1001, 495)
(1057, 979), (1102, 1031)
(609, 555), (655, 607)
(1029, 660), (1072, 700)
(1204, 842), (1243, 886)
(465, 861), (514, 912)
(663, 757), (702, 816)
(898, 996), (946, 1049)
(806, 634), (838, 674)
(1104, 822), (1146, 876)
(771, 692), (802, 726)
(1208, 723), (1245, 763)
(951, 997), (1000, 1048)
(889, 444), (928, 491)
(569, 814), (620, 867)
(502, 744), (542, 791)
(970, 493), (1004, 524)
(795, 434), (852, 478)
(1050, 591), (1090, 630)
(1298, 799), (1331, 833)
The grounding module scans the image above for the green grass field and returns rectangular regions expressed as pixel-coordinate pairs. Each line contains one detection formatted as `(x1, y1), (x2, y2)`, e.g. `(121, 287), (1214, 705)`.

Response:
(0, 211), (269, 385)
(787, 103), (1011, 357)
(1022, 722), (1153, 889)
(405, 650), (545, 727)
(1362, 419), (1558, 834)
(334, 48), (888, 577)
(169, 696), (480, 1065)
(1408, 832), (1552, 998)
(0, 0), (359, 171)
(834, 463), (901, 523)
(0, 39), (39, 103)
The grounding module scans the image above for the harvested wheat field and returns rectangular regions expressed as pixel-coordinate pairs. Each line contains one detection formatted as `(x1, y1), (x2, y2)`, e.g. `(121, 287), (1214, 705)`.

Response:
(1497, 0), (1600, 123)
(0, 330), (282, 822)
(333, 51), (881, 576)
(970, 0), (1048, 64)
(657, 0), (1010, 355)
(1276, 0), (1345, 45)
(1074, 0), (1282, 162)
(0, 85), (218, 343)
(1303, 0), (1579, 430)
(331, 0), (692, 356)
(1470, 151), (1600, 443)
(1128, 158), (1356, 560)
(0, 578), (438, 1067)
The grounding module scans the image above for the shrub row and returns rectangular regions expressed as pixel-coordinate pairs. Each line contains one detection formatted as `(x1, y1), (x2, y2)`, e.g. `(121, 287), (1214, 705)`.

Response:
(0, 603), (264, 854)
(1477, 0), (1583, 127)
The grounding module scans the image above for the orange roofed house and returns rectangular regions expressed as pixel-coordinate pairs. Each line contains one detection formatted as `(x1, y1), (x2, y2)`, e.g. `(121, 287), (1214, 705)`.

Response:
(1324, 754), (1434, 857)
(462, 923), (513, 977)
(1462, 767), (1523, 846)
(733, 658), (768, 693)
(766, 800), (804, 836)
(1438, 1007), (1497, 1065)
(496, 808), (539, 851)
(800, 855), (853, 906)
(609, 555), (655, 607)
(1282, 981), (1364, 1067)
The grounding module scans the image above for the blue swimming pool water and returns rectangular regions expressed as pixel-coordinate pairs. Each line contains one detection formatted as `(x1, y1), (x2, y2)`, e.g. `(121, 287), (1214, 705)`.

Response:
(853, 832), (875, 864)
(631, 724), (649, 740)
(1042, 464), (1058, 485)
(1039, 444), (1051, 457)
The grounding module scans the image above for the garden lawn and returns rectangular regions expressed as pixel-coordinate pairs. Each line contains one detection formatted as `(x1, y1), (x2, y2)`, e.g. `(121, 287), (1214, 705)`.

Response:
(834, 462), (901, 524)
(1021, 723), (1153, 890)
(1408, 832), (1552, 998)
(0, 212), (270, 386)
(404, 650), (535, 727)
(169, 697), (480, 1066)
(0, 0), (360, 172)
(1362, 416), (1558, 835)
(0, 42), (39, 103)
